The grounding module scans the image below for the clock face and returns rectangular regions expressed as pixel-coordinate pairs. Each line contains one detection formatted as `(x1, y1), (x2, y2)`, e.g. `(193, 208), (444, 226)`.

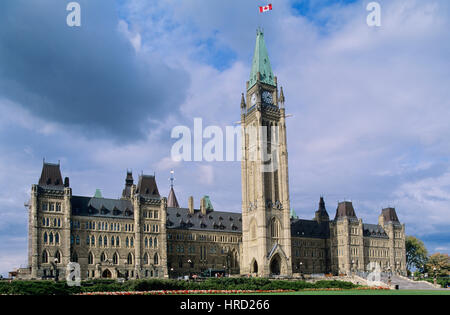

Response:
(262, 91), (273, 104)
(251, 93), (257, 105)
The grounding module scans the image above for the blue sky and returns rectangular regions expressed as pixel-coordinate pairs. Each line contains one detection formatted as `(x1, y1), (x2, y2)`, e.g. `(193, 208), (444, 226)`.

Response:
(0, 0), (449, 276)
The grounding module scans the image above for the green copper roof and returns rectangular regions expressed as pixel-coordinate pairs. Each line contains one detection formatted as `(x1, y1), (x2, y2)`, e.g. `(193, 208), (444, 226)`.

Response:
(203, 195), (214, 211)
(94, 189), (103, 199)
(248, 29), (275, 90)
(290, 208), (299, 220)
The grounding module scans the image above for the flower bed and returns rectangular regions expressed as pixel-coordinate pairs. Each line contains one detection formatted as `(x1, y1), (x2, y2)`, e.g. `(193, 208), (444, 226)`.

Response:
(77, 287), (390, 295)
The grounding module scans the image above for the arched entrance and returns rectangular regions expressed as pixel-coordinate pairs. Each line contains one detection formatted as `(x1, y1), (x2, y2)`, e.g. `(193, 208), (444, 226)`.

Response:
(251, 259), (258, 274)
(270, 254), (281, 275)
(102, 269), (112, 278)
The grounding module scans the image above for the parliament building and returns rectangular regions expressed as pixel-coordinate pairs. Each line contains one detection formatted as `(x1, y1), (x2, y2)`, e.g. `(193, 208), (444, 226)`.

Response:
(17, 30), (406, 280)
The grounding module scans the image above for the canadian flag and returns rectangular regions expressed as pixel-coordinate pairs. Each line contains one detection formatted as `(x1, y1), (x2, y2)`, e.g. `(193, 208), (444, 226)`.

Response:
(259, 4), (272, 13)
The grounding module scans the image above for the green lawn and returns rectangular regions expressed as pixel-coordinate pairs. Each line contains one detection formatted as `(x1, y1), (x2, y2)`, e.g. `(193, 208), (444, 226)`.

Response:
(254, 290), (450, 295)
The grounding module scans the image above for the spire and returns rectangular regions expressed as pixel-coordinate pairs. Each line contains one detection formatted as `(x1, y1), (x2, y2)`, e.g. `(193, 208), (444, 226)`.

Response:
(315, 196), (329, 222)
(248, 29), (275, 90)
(94, 189), (103, 199)
(290, 208), (298, 220)
(240, 93), (246, 108)
(167, 170), (179, 208)
(279, 86), (285, 103)
(121, 170), (134, 199)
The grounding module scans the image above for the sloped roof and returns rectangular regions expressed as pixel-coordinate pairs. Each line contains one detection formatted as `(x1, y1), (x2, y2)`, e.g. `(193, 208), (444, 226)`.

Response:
(136, 175), (160, 197)
(334, 201), (357, 220)
(71, 196), (134, 219)
(363, 223), (389, 239)
(381, 207), (400, 223)
(166, 207), (242, 233)
(290, 219), (330, 239)
(248, 29), (275, 90)
(38, 163), (64, 188)
(167, 187), (180, 208)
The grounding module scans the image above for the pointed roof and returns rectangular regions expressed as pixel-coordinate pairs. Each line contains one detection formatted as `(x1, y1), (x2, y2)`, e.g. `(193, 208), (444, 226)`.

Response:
(167, 187), (180, 208)
(38, 162), (64, 187)
(335, 201), (357, 220)
(94, 189), (103, 199)
(122, 170), (134, 199)
(136, 175), (160, 197)
(290, 208), (298, 219)
(248, 29), (275, 90)
(315, 196), (330, 222)
(381, 207), (400, 223)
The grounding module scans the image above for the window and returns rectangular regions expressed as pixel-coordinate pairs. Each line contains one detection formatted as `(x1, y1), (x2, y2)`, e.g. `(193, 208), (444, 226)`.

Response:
(71, 251), (78, 263)
(154, 253), (159, 265)
(154, 211), (158, 219)
(104, 236), (107, 247)
(42, 250), (48, 263)
(100, 252), (106, 262)
(116, 236), (120, 247)
(91, 236), (95, 246)
(99, 236), (102, 247)
(44, 232), (48, 244)
(50, 203), (55, 211)
(55, 233), (59, 244)
(56, 203), (61, 212)
(154, 237), (157, 248)
(270, 218), (281, 239)
(113, 253), (118, 265)
(88, 252), (93, 264)
(55, 251), (61, 263)
(126, 237), (129, 248)
(49, 232), (54, 244)
(143, 253), (149, 265)
(130, 237), (134, 248)
(76, 235), (80, 245)
(42, 203), (48, 211)
(127, 253), (133, 265)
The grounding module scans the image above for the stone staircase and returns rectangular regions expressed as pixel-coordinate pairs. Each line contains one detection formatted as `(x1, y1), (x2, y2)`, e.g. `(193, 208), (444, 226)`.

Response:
(383, 275), (440, 290)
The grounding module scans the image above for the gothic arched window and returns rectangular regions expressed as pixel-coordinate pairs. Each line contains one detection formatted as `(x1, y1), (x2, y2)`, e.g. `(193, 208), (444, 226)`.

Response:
(55, 251), (61, 263)
(100, 252), (106, 262)
(113, 252), (118, 265)
(154, 253), (159, 265)
(116, 236), (120, 247)
(127, 253), (133, 265)
(126, 237), (129, 248)
(49, 232), (54, 244)
(44, 232), (48, 244)
(71, 251), (78, 263)
(55, 233), (59, 244)
(42, 250), (48, 263)
(270, 218), (281, 239)
(143, 253), (149, 265)
(88, 252), (94, 265)
(154, 237), (157, 248)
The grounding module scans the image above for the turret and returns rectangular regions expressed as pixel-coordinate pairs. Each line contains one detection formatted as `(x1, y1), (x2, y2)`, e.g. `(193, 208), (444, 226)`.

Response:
(314, 196), (329, 223)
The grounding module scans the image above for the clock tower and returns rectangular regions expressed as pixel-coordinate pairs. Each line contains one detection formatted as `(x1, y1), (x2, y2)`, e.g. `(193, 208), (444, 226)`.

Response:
(240, 29), (292, 277)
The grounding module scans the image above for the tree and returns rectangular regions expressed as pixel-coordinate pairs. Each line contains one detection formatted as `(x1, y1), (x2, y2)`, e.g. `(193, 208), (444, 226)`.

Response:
(405, 236), (428, 273)
(426, 253), (449, 277)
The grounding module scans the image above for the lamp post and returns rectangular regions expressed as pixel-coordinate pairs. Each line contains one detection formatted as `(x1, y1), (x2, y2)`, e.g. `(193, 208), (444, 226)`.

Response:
(187, 259), (192, 279)
(433, 267), (437, 286)
(299, 262), (303, 279)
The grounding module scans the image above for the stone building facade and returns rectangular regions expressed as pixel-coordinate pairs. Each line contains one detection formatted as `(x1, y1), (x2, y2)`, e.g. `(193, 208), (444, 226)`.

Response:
(17, 30), (406, 280)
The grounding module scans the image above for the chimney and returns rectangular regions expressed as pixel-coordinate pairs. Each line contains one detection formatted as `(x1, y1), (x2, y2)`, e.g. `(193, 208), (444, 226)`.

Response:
(188, 196), (194, 215)
(200, 197), (206, 215)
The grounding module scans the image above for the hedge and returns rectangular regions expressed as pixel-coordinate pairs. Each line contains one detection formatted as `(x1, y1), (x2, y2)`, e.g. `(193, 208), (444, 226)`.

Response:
(0, 278), (359, 295)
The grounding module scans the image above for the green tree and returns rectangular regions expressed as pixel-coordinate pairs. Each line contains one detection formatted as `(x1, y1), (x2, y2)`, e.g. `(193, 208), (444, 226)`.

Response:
(405, 236), (428, 273)
(426, 253), (449, 277)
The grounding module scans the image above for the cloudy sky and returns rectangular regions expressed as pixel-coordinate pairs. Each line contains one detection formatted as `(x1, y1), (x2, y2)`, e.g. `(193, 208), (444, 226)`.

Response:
(0, 0), (449, 276)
